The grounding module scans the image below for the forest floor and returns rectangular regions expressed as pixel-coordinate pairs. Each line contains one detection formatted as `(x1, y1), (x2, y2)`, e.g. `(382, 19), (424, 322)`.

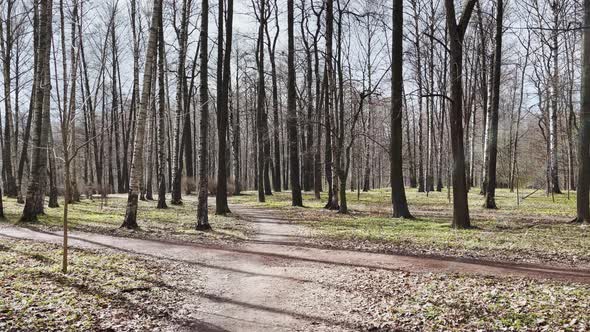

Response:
(1, 190), (590, 331)
(232, 188), (590, 269)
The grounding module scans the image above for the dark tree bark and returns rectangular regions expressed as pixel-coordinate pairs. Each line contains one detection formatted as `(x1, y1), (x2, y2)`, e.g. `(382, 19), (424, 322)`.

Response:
(196, 0), (211, 230)
(300, 0), (313, 193)
(171, 0), (191, 204)
(255, 0), (267, 203)
(324, 0), (337, 210)
(157, 3), (168, 209)
(576, 0), (590, 224)
(21, 0), (52, 223)
(444, 0), (477, 229)
(266, 0), (282, 193)
(312, 1), (324, 199)
(47, 126), (59, 208)
(216, 0), (234, 214)
(411, 0), (425, 193)
(0, 0), (18, 197)
(549, 1), (561, 194)
(484, 0), (503, 209)
(17, 0), (39, 204)
(287, 0), (303, 206)
(390, 0), (412, 219)
(232, 44), (242, 195)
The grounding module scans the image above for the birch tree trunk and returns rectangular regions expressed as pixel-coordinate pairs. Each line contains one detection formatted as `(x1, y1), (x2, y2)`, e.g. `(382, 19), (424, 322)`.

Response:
(121, 0), (162, 229)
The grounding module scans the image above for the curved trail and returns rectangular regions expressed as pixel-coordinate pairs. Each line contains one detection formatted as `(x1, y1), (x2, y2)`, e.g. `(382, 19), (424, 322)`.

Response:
(1, 204), (589, 331)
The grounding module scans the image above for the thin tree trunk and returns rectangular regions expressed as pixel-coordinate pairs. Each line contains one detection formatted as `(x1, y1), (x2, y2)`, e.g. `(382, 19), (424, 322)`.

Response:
(121, 0), (162, 229)
(216, 0), (234, 214)
(0, 0), (18, 197)
(196, 0), (211, 230)
(484, 0), (503, 209)
(287, 0), (302, 206)
(391, 0), (412, 218)
(255, 0), (267, 203)
(576, 0), (590, 224)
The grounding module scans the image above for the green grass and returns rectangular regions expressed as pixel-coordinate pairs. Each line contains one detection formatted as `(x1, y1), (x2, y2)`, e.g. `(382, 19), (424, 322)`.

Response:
(0, 238), (187, 330)
(232, 187), (579, 218)
(229, 188), (590, 266)
(307, 215), (589, 264)
(1, 195), (251, 242)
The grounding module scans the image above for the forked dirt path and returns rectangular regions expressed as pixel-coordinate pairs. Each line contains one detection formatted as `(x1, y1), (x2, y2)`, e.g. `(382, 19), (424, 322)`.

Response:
(1, 204), (590, 331)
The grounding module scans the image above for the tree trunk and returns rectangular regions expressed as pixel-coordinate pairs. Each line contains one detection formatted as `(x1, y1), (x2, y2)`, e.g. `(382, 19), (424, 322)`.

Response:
(0, 0), (18, 197)
(576, 0), (590, 224)
(21, 0), (52, 223)
(484, 0), (503, 209)
(232, 44), (242, 195)
(196, 0), (211, 230)
(156, 10), (168, 209)
(411, 0), (425, 193)
(444, 0), (476, 229)
(121, 0), (162, 229)
(324, 0), (337, 210)
(287, 0), (303, 206)
(255, 0), (267, 203)
(391, 0), (412, 218)
(216, 0), (233, 214)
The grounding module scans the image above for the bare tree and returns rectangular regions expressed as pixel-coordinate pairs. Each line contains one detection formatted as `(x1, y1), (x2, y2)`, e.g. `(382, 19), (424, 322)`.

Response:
(157, 0), (168, 209)
(444, 0), (477, 229)
(483, 0), (504, 209)
(196, 0), (211, 230)
(121, 0), (162, 229)
(576, 0), (590, 224)
(20, 0), (52, 223)
(287, 0), (302, 206)
(390, 0), (412, 218)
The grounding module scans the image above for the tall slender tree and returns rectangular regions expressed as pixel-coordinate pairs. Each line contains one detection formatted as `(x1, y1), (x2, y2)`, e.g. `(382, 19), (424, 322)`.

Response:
(0, 0), (18, 198)
(444, 0), (477, 229)
(483, 0), (503, 209)
(171, 0), (191, 205)
(324, 0), (338, 210)
(121, 0), (162, 229)
(157, 0), (168, 209)
(391, 0), (412, 218)
(255, 0), (267, 203)
(216, 0), (234, 214)
(576, 0), (590, 224)
(21, 0), (52, 222)
(196, 0), (211, 230)
(287, 0), (302, 206)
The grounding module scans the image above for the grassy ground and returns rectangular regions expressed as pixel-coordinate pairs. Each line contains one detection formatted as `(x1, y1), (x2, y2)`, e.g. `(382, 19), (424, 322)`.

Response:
(230, 188), (590, 267)
(1, 195), (251, 244)
(2, 235), (588, 331)
(0, 238), (202, 331)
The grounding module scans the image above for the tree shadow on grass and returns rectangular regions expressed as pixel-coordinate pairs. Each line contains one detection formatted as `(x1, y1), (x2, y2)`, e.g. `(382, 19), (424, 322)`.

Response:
(6, 225), (590, 284)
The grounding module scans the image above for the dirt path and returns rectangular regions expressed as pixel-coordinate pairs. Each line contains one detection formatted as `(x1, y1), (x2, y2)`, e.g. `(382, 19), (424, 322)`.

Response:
(1, 204), (590, 331)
